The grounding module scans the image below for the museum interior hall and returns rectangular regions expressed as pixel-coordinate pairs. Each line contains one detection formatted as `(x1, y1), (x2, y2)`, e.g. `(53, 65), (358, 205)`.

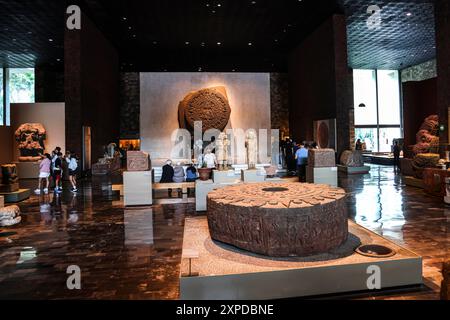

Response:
(0, 0), (448, 301)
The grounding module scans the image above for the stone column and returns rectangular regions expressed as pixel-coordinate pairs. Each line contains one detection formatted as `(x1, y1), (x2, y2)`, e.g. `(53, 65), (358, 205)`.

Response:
(334, 15), (354, 155)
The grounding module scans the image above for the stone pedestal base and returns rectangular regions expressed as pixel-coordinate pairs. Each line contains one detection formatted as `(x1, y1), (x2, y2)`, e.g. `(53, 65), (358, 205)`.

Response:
(403, 176), (425, 189)
(123, 171), (153, 206)
(0, 183), (19, 193)
(306, 166), (338, 187)
(212, 170), (236, 184)
(241, 169), (265, 183)
(338, 165), (370, 175)
(196, 179), (241, 211)
(14, 162), (40, 179)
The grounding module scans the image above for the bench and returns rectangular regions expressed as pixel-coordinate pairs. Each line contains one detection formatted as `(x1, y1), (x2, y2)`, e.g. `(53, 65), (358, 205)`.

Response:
(153, 182), (195, 195)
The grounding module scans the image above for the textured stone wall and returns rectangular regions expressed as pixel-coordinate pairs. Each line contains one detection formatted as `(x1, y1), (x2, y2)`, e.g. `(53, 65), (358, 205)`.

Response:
(120, 72), (140, 139)
(435, 0), (450, 152)
(401, 59), (437, 83)
(270, 73), (290, 139)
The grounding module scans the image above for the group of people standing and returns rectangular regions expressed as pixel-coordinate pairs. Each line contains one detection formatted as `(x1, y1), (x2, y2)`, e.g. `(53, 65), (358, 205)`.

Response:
(35, 147), (79, 195)
(281, 138), (319, 182)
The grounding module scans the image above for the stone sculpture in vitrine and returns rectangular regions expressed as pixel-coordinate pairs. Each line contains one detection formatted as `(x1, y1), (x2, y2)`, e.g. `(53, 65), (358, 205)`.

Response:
(340, 150), (364, 167)
(245, 130), (258, 170)
(178, 86), (231, 133)
(15, 123), (46, 162)
(216, 132), (230, 171)
(127, 151), (151, 172)
(308, 148), (336, 167)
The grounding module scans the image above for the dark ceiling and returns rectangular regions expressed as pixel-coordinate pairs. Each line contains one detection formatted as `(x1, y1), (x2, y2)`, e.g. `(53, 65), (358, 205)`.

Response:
(342, 0), (436, 70)
(0, 0), (438, 72)
(81, 0), (341, 72)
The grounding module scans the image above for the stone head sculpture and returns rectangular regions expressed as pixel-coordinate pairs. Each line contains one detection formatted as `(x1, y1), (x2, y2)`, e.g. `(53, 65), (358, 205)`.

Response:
(15, 123), (46, 162)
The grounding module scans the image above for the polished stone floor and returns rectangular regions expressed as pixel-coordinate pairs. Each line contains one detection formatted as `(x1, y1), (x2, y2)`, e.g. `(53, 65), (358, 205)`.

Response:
(0, 164), (447, 300)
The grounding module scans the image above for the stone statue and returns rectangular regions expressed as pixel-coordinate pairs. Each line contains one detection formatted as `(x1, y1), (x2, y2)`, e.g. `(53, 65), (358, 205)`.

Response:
(0, 164), (19, 193)
(0, 205), (21, 227)
(15, 123), (46, 162)
(245, 130), (258, 170)
(340, 150), (364, 167)
(412, 115), (439, 155)
(216, 132), (230, 171)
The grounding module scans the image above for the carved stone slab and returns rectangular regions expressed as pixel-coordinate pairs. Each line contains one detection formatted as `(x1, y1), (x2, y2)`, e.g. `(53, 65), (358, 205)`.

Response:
(340, 150), (364, 167)
(308, 149), (336, 167)
(127, 151), (151, 172)
(207, 182), (348, 257)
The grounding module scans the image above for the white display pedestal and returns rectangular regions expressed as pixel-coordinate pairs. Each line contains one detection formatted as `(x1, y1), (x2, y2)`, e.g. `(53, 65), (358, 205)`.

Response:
(212, 170), (236, 184)
(123, 171), (153, 206)
(241, 169), (266, 183)
(306, 166), (338, 187)
(196, 179), (241, 211)
(14, 162), (40, 179)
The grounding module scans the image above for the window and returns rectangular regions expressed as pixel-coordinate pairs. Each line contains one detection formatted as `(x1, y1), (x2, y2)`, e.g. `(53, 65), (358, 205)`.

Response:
(353, 69), (402, 152)
(0, 68), (35, 126)
(377, 70), (401, 125)
(354, 70), (377, 126)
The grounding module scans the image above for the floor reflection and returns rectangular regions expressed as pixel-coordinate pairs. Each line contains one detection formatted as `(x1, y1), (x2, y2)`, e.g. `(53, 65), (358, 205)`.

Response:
(0, 166), (447, 300)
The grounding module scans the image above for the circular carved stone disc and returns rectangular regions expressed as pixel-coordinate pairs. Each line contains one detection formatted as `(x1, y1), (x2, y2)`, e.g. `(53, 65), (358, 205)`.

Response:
(183, 87), (231, 132)
(207, 183), (348, 257)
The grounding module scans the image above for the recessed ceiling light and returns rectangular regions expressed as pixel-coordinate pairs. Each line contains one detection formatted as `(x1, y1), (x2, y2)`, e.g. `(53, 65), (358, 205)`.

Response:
(217, 3), (221, 7)
(217, 42), (222, 45)
(48, 38), (53, 42)
(406, 12), (412, 16)
(122, 17), (127, 21)
(185, 41), (190, 45)
(248, 42), (253, 46)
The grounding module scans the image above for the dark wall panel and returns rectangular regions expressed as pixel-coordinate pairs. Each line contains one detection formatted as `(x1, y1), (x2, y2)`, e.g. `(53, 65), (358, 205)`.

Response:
(65, 13), (119, 164)
(288, 14), (353, 154)
(402, 78), (438, 149)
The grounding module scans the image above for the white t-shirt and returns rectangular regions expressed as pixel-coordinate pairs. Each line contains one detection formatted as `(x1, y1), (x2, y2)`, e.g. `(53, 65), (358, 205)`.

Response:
(203, 153), (217, 168)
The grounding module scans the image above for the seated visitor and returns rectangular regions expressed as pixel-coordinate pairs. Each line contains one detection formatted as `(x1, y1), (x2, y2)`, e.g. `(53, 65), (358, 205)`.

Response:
(160, 160), (175, 197)
(173, 163), (186, 183)
(186, 163), (198, 182)
(160, 160), (174, 183)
